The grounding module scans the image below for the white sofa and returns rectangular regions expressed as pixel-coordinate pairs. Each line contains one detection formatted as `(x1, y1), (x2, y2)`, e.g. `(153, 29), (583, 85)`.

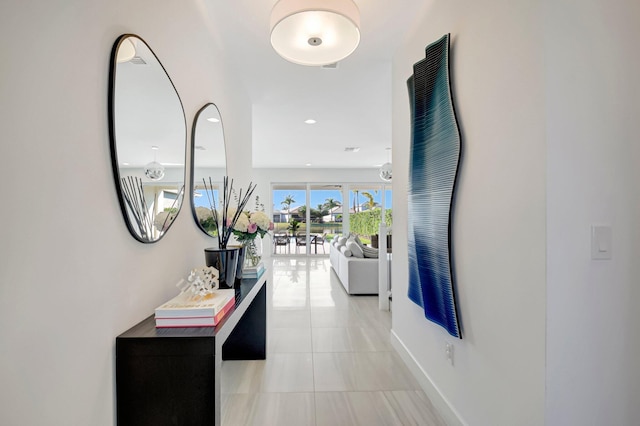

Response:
(329, 241), (379, 294)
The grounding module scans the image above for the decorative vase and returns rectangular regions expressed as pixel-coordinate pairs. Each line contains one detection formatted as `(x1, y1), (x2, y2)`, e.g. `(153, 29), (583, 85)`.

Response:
(244, 239), (262, 267)
(234, 245), (246, 285)
(204, 247), (240, 289)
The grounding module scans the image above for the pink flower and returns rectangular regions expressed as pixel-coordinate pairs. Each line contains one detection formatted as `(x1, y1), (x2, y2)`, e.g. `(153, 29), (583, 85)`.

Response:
(247, 222), (258, 234)
(226, 217), (233, 227)
(268, 222), (274, 231)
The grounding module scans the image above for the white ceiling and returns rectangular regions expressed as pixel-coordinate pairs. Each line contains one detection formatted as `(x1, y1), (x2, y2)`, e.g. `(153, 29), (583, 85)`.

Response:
(115, 36), (186, 167)
(206, 0), (422, 169)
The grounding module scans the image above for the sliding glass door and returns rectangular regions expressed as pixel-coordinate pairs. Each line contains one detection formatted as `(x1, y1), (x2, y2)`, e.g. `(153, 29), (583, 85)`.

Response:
(272, 183), (391, 255)
(308, 184), (343, 255)
(272, 184), (343, 256)
(272, 184), (306, 255)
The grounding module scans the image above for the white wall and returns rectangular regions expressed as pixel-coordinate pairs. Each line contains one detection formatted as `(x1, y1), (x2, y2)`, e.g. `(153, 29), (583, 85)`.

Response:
(0, 1), (251, 424)
(391, 1), (546, 424)
(544, 0), (640, 424)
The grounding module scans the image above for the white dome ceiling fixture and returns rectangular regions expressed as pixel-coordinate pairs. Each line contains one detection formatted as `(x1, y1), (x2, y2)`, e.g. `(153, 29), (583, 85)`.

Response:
(270, 0), (361, 66)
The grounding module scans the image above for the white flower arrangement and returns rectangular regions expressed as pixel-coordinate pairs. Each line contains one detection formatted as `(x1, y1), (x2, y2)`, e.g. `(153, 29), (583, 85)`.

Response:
(202, 177), (257, 249)
(250, 211), (271, 230)
(233, 212), (250, 233)
(232, 197), (274, 244)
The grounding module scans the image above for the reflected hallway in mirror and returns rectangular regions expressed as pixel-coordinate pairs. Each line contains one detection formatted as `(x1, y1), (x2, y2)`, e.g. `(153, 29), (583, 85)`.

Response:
(108, 34), (187, 243)
(191, 103), (227, 237)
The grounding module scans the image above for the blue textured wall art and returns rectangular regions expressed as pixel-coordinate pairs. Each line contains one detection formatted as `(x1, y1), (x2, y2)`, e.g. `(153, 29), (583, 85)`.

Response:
(407, 34), (462, 338)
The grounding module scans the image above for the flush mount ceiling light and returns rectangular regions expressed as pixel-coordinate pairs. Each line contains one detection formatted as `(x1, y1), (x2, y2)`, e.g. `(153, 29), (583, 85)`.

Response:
(270, 0), (361, 66)
(144, 145), (165, 181)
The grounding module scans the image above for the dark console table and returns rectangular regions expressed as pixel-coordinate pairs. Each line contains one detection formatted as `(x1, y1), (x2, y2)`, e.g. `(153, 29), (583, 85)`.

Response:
(116, 273), (267, 426)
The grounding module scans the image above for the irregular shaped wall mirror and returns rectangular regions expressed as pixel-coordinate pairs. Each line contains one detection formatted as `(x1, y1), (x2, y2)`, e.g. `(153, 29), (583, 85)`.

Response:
(191, 103), (227, 237)
(108, 34), (187, 243)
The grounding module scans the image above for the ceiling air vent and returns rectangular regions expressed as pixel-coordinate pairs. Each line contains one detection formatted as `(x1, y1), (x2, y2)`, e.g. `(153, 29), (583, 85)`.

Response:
(322, 62), (339, 69)
(130, 56), (147, 65)
(344, 147), (360, 152)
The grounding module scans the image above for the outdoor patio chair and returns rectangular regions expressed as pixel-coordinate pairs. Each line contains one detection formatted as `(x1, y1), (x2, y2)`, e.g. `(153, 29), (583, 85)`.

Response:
(295, 232), (308, 252)
(273, 233), (289, 254)
(313, 234), (326, 253)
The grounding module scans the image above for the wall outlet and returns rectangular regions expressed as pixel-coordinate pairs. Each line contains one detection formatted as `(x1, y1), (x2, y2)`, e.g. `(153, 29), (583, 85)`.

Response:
(445, 341), (454, 366)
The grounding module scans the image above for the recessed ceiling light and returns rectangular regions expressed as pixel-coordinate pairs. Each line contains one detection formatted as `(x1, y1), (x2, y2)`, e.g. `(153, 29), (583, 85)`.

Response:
(304, 119), (316, 124)
(207, 117), (220, 123)
(344, 147), (360, 152)
(151, 145), (160, 150)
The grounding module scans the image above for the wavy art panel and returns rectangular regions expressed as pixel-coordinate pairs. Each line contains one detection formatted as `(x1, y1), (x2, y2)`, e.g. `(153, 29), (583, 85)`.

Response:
(407, 34), (462, 338)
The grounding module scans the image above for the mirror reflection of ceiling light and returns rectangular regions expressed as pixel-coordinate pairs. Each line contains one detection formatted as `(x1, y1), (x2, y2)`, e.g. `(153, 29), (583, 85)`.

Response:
(116, 38), (136, 63)
(379, 163), (392, 182)
(304, 119), (317, 124)
(379, 147), (392, 182)
(144, 145), (165, 181)
(270, 0), (361, 66)
(207, 117), (220, 123)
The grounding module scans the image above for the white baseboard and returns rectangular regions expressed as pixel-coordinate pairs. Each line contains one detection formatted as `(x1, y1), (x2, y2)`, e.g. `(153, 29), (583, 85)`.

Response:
(390, 330), (466, 426)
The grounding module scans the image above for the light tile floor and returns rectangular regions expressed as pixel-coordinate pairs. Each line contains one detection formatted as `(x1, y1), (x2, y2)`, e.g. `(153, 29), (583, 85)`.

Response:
(221, 257), (446, 426)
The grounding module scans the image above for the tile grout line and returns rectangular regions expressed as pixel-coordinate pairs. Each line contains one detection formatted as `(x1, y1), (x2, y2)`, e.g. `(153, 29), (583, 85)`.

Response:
(263, 256), (435, 425)
(308, 271), (319, 426)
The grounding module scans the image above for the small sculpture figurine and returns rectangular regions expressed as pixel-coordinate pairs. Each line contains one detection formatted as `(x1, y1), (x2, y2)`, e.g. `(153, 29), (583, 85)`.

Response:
(176, 266), (220, 297)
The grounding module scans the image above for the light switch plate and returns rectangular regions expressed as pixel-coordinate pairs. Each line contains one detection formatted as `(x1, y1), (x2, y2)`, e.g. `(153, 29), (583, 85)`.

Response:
(591, 225), (612, 260)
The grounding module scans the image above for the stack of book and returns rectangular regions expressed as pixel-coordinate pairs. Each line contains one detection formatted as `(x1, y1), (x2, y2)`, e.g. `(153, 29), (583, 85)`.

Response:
(154, 289), (235, 328)
(243, 262), (265, 279)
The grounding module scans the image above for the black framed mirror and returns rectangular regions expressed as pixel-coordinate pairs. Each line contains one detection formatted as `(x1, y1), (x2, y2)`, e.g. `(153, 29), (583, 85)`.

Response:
(108, 34), (187, 243)
(190, 103), (227, 237)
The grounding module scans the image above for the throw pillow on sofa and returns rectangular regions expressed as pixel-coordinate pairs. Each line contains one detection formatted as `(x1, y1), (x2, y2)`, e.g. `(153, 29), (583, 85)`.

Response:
(362, 246), (379, 258)
(346, 241), (364, 258)
(352, 235), (369, 250)
(340, 245), (352, 257)
(337, 236), (348, 249)
(349, 234), (378, 258)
